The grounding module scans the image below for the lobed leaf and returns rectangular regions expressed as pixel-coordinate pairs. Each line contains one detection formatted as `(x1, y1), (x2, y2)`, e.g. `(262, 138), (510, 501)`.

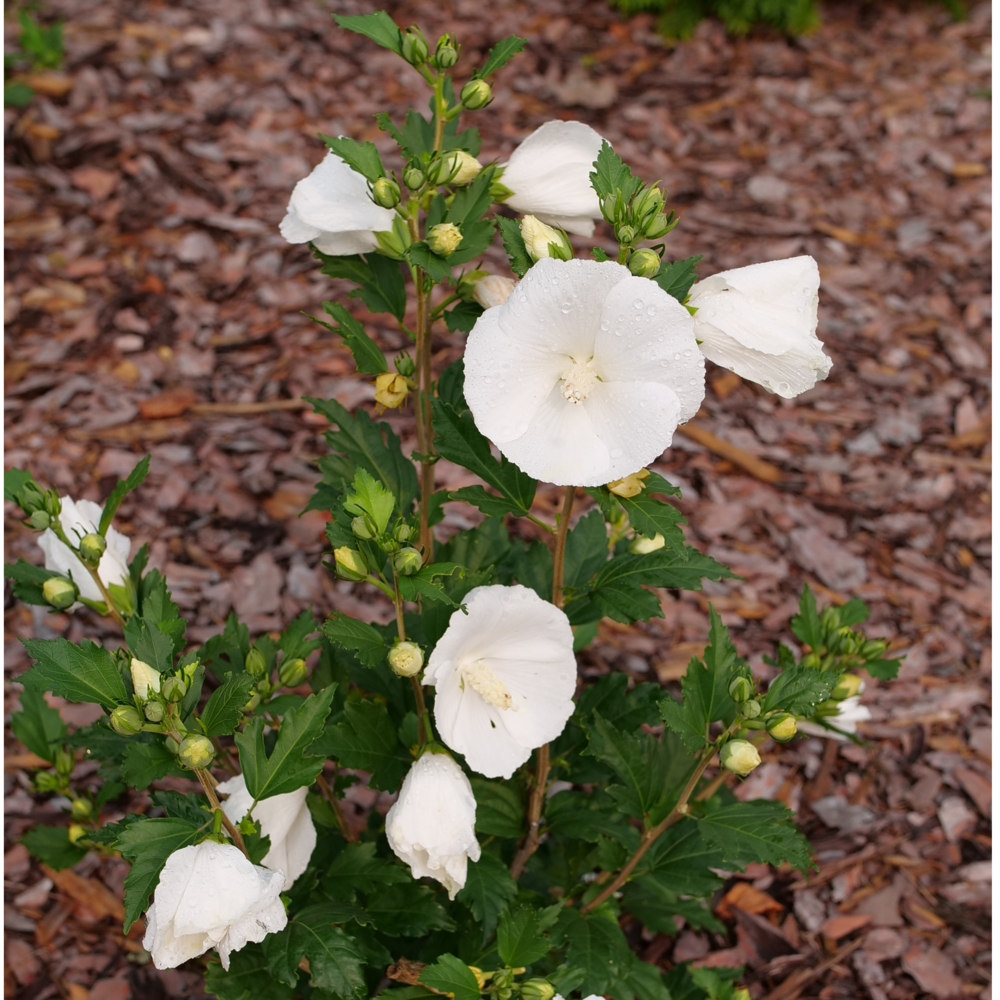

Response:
(332, 11), (403, 55)
(99, 454), (150, 536)
(20, 637), (127, 710)
(473, 35), (527, 78)
(307, 302), (387, 375)
(10, 685), (65, 762)
(317, 699), (410, 792)
(201, 671), (256, 737)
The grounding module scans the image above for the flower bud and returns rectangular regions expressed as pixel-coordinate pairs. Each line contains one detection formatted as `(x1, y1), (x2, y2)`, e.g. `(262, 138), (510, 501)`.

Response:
(351, 515), (377, 541)
(164, 734), (180, 755)
(279, 656), (307, 688)
(42, 576), (77, 610)
(607, 467), (649, 498)
(403, 166), (426, 190)
(375, 372), (410, 410)
(18, 480), (46, 513)
(435, 35), (459, 68)
(742, 699), (762, 720)
(720, 739), (761, 776)
(178, 734), (216, 770)
(78, 532), (107, 567)
(144, 700), (165, 723)
(460, 78), (492, 109)
(831, 673), (863, 700)
(371, 175), (400, 209)
(243, 692), (261, 713)
(68, 824), (87, 845)
(388, 640), (424, 677)
(334, 547), (368, 582)
(628, 248), (661, 278)
(733, 990), (751, 1000)
(401, 28), (429, 66)
(34, 771), (60, 792)
(729, 676), (753, 702)
(395, 353), (416, 377)
(473, 274), (516, 309)
(44, 491), (62, 517)
(427, 222), (463, 257)
(520, 215), (572, 262)
(245, 647), (267, 677)
(643, 212), (672, 239)
(29, 509), (50, 530)
(70, 797), (92, 819)
(54, 747), (74, 777)
(110, 705), (144, 736)
(431, 151), (482, 186)
(469, 967), (488, 991)
(161, 675), (187, 702)
(393, 546), (422, 576)
(820, 606), (840, 629)
(393, 522), (414, 543)
(520, 981), (555, 1000)
(616, 224), (636, 245)
(630, 532), (665, 554)
(130, 657), (161, 701)
(861, 638), (886, 658)
(767, 713), (798, 742)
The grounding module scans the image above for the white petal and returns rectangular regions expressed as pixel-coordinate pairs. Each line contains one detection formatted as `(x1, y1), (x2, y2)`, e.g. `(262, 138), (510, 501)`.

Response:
(37, 531), (102, 603)
(279, 205), (323, 244)
(287, 152), (395, 235)
(311, 229), (381, 255)
(531, 212), (596, 238)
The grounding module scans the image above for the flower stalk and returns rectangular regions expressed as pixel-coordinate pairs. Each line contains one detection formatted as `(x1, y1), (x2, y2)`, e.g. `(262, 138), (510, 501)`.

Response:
(195, 766), (249, 860)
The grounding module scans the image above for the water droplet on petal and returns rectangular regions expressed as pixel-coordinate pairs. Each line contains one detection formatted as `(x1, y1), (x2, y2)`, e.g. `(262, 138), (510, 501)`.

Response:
(674, 352), (681, 360)
(647, 305), (657, 316)
(615, 328), (623, 336)
(684, 349), (692, 357)
(600, 319), (610, 331)
(633, 298), (643, 309)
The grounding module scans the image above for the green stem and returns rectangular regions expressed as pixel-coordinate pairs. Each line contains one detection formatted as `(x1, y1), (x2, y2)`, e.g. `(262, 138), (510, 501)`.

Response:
(195, 767), (248, 859)
(391, 569), (406, 641)
(432, 73), (447, 153)
(316, 771), (357, 842)
(52, 523), (126, 629)
(551, 486), (575, 610)
(525, 512), (556, 534)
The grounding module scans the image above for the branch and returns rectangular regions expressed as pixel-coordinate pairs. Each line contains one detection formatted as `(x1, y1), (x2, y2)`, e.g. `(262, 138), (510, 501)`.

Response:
(509, 744), (550, 879)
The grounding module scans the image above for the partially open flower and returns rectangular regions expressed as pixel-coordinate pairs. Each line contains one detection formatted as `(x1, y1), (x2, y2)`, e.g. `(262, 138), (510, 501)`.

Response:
(472, 274), (516, 310)
(607, 468), (650, 498)
(143, 840), (287, 970)
(434, 151), (483, 187)
(630, 533), (665, 554)
(464, 258), (705, 487)
(688, 256), (831, 398)
(280, 152), (396, 256)
(375, 372), (410, 410)
(427, 222), (463, 256)
(385, 751), (480, 899)
(501, 121), (606, 237)
(520, 215), (573, 262)
(798, 693), (872, 742)
(130, 658), (161, 701)
(388, 640), (424, 678)
(424, 585), (577, 779)
(720, 739), (761, 776)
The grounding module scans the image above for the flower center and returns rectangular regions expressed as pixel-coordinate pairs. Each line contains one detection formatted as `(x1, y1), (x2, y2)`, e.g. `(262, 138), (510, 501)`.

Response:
(460, 659), (513, 710)
(560, 358), (599, 404)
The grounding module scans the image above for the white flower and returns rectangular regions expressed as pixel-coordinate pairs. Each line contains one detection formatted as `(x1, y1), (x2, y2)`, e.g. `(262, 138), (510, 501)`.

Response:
(130, 658), (161, 701)
(798, 694), (872, 742)
(279, 152), (396, 256)
(472, 274), (517, 310)
(37, 497), (130, 607)
(464, 257), (705, 487)
(385, 752), (481, 899)
(424, 585), (577, 779)
(142, 840), (286, 971)
(501, 121), (606, 237)
(216, 773), (316, 887)
(688, 256), (831, 398)
(520, 215), (572, 262)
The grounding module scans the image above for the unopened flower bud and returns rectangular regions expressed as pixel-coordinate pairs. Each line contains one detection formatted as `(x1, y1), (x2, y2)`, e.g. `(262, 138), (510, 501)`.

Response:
(493, 969), (515, 991)
(403, 166), (426, 190)
(78, 532), (107, 567)
(245, 647), (267, 677)
(628, 248), (661, 278)
(393, 522), (414, 543)
(743, 699), (762, 720)
(164, 734), (180, 755)
(70, 798), (92, 819)
(520, 980), (555, 1000)
(729, 676), (753, 702)
(68, 824), (87, 845)
(401, 29), (429, 66)
(616, 224), (636, 245)
(334, 547), (368, 582)
(388, 640), (424, 677)
(732, 990), (752, 1000)
(643, 212), (672, 239)
(161, 675), (187, 702)
(278, 657), (307, 687)
(44, 491), (62, 517)
(473, 274), (516, 309)
(34, 771), (60, 792)
(54, 747), (74, 777)
(243, 692), (261, 713)
(130, 657), (161, 701)
(831, 673), (863, 700)
(820, 606), (841, 629)
(144, 701), (165, 723)
(372, 175), (401, 209)
(394, 546), (422, 576)
(395, 353), (416, 377)
(460, 78), (492, 109)
(633, 185), (665, 219)
(431, 151), (482, 186)
(42, 576), (77, 610)
(178, 734), (216, 770)
(630, 532), (665, 554)
(767, 713), (798, 742)
(375, 372), (410, 409)
(861, 639), (886, 659)
(110, 705), (144, 736)
(607, 467), (649, 498)
(352, 515), (377, 540)
(29, 510), (50, 530)
(435, 35), (459, 68)
(720, 739), (761, 776)
(521, 215), (572, 262)
(427, 222), (463, 257)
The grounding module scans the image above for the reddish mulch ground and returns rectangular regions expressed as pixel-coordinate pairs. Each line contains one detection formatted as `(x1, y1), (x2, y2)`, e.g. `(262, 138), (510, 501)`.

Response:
(4, 0), (991, 998)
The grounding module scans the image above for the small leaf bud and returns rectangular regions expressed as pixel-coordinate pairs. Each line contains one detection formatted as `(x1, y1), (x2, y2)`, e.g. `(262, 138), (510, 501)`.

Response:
(820, 606), (841, 630)
(164, 734), (181, 755)
(388, 640), (424, 677)
(615, 224), (636, 245)
(161, 675), (187, 702)
(393, 522), (414, 543)
(70, 797), (92, 820)
(831, 673), (863, 700)
(110, 705), (144, 736)
(29, 509), (50, 530)
(607, 468), (649, 498)
(54, 748), (74, 777)
(243, 692), (261, 713)
(18, 480), (46, 513)
(435, 35), (459, 68)
(460, 78), (492, 109)
(130, 657), (161, 701)
(42, 576), (77, 610)
(279, 656), (308, 688)
(426, 222), (463, 257)
(334, 547), (368, 582)
(401, 28), (429, 66)
(68, 824), (87, 845)
(520, 980), (555, 1000)
(245, 646), (268, 677)
(627, 248), (661, 278)
(729, 676), (753, 702)
(351, 515), (377, 541)
(395, 353), (416, 377)
(78, 532), (107, 567)
(374, 372), (410, 410)
(733, 990), (752, 1000)
(372, 175), (401, 209)
(630, 532), (665, 554)
(144, 701), (165, 723)
(767, 713), (798, 742)
(720, 738), (761, 776)
(178, 733), (216, 770)
(520, 215), (572, 262)
(403, 166), (426, 190)
(393, 546), (422, 576)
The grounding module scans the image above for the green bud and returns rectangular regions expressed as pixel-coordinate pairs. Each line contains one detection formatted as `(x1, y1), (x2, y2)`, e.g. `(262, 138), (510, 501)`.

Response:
(54, 747), (74, 777)
(401, 28), (429, 66)
(861, 639), (887, 659)
(70, 798), (92, 820)
(493, 970), (515, 991)
(403, 166), (426, 190)
(18, 481), (46, 513)
(627, 249), (660, 278)
(334, 547), (368, 582)
(720, 739), (761, 776)
(521, 215), (572, 262)
(520, 981), (555, 1000)
(372, 175), (401, 209)
(426, 222), (463, 256)
(460, 78), (492, 109)
(742, 699), (762, 720)
(393, 546), (422, 576)
(279, 656), (308, 687)
(245, 646), (268, 677)
(831, 673), (863, 700)
(395, 354), (416, 378)
(729, 676), (753, 702)
(68, 824), (87, 845)
(600, 193), (619, 223)
(802, 652), (821, 669)
(42, 576), (77, 610)
(388, 640), (424, 677)
(435, 35), (459, 68)
(767, 713), (798, 742)
(643, 212), (672, 239)
(34, 771), (60, 792)
(616, 224), (636, 245)
(78, 532), (107, 567)
(393, 522), (414, 543)
(161, 675), (187, 702)
(144, 701), (165, 723)
(110, 705), (144, 736)
(732, 990), (752, 1000)
(243, 692), (261, 713)
(43, 491), (61, 517)
(820, 606), (841, 630)
(178, 734), (216, 770)
(351, 515), (376, 541)
(633, 185), (664, 219)
(29, 509), (50, 530)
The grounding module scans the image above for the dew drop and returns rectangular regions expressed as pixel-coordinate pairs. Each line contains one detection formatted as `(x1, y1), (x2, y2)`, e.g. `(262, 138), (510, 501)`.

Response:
(673, 352), (681, 360)
(633, 298), (644, 309)
(657, 335), (664, 342)
(689, 378), (697, 385)
(684, 349), (692, 357)
(617, 314), (625, 322)
(647, 305), (657, 316)
(498, 381), (505, 388)
(519, 294), (527, 303)
(600, 319), (610, 331)
(615, 328), (623, 336)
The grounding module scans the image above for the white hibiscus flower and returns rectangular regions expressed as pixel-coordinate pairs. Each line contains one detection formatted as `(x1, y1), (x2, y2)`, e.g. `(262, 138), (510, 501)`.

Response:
(798, 695), (872, 742)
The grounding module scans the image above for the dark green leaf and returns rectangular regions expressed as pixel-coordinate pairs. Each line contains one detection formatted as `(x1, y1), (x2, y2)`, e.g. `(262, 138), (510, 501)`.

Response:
(622, 960), (675, 1000)
(437, 359), (467, 411)
(325, 841), (410, 900)
(456, 853), (518, 936)
(865, 657), (901, 680)
(617, 477), (686, 548)
(838, 597), (870, 627)
(279, 610), (322, 663)
(307, 302), (387, 375)
(422, 954), (480, 1000)
(121, 741), (187, 789)
(470, 777), (524, 838)
(150, 790), (211, 825)
(589, 140), (642, 204)
(321, 614), (386, 668)
(197, 613), (250, 678)
(289, 908), (367, 997)
(21, 825), (88, 870)
(449, 485), (525, 519)
(136, 569), (186, 652)
(474, 35), (527, 78)
(10, 685), (65, 761)
(123, 616), (175, 674)
(497, 905), (551, 967)
(762, 664), (837, 716)
(99, 455), (150, 536)
(365, 882), (454, 936)
(637, 820), (726, 895)
(20, 637), (127, 710)
(201, 672), (256, 737)
(205, 944), (296, 1000)
(789, 584), (821, 650)
(496, 215), (532, 278)
(4, 559), (59, 605)
(653, 256), (702, 302)
(318, 700), (410, 792)
(396, 562), (465, 607)
(314, 250), (408, 321)
(446, 166), (497, 227)
(444, 300), (484, 333)
(564, 510), (609, 589)
(697, 799), (814, 872)
(622, 873), (724, 934)
(4, 468), (36, 504)
(332, 11), (402, 55)
(319, 134), (385, 182)
(546, 789), (640, 846)
(551, 908), (631, 994)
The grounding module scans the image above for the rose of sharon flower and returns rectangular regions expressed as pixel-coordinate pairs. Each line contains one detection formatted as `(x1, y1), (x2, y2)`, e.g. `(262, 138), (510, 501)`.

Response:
(502, 121), (606, 237)
(464, 257), (705, 487)
(798, 695), (872, 741)
(386, 751), (480, 899)
(143, 840), (287, 970)
(424, 585), (577, 780)
(217, 773), (316, 886)
(280, 152), (395, 256)
(688, 256), (831, 398)
(37, 497), (130, 606)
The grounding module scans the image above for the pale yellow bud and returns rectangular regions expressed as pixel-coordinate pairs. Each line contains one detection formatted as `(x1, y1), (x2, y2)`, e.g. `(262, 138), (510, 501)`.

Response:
(427, 222), (463, 257)
(388, 641), (424, 678)
(68, 824), (87, 845)
(130, 657), (161, 701)
(520, 215), (572, 262)
(375, 372), (410, 410)
(630, 533), (665, 554)
(607, 468), (650, 498)
(720, 739), (761, 776)
(444, 150), (483, 186)
(831, 673), (863, 700)
(334, 547), (368, 582)
(473, 274), (517, 309)
(767, 714), (798, 743)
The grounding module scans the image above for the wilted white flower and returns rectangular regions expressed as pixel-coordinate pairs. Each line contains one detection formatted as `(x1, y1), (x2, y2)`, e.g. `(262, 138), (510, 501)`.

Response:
(472, 274), (516, 310)
(464, 257), (705, 487)
(37, 497), (130, 606)
(130, 658), (161, 701)
(217, 773), (316, 886)
(385, 751), (480, 899)
(501, 120), (606, 237)
(143, 840), (286, 971)
(688, 256), (831, 398)
(798, 695), (872, 742)
(279, 152), (396, 256)
(424, 585), (577, 779)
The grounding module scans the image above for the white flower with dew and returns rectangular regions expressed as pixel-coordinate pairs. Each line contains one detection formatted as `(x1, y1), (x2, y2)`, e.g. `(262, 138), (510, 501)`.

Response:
(464, 257), (705, 487)
(37, 497), (130, 606)
(280, 151), (396, 256)
(385, 751), (480, 899)
(217, 773), (316, 887)
(142, 840), (286, 971)
(501, 120), (606, 237)
(798, 694), (872, 742)
(423, 585), (577, 780)
(688, 256), (831, 398)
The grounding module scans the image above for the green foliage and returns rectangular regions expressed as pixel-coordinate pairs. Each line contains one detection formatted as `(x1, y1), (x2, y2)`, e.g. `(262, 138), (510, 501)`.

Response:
(320, 135), (386, 181)
(21, 825), (88, 870)
(321, 614), (387, 667)
(697, 799), (814, 872)
(608, 0), (820, 38)
(20, 638), (127, 710)
(332, 11), (403, 55)
(497, 905), (552, 967)
(201, 672), (256, 737)
(11, 686), (65, 762)
(654, 256), (702, 302)
(422, 954), (481, 1000)
(318, 699), (411, 791)
(497, 215), (533, 277)
(313, 251), (407, 321)
(4, 559), (60, 606)
(455, 853), (517, 935)
(307, 302), (388, 374)
(473, 36), (527, 79)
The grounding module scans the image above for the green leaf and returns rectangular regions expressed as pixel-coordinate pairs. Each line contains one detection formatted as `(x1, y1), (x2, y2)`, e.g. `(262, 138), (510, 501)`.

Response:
(546, 789), (639, 846)
(762, 664), (837, 716)
(314, 250), (407, 321)
(321, 614), (387, 668)
(446, 166), (497, 227)
(653, 256), (702, 302)
(622, 873), (724, 934)
(396, 562), (465, 607)
(496, 215), (532, 278)
(318, 700), (410, 792)
(201, 672), (256, 737)
(865, 657), (901, 680)
(4, 467), (37, 504)
(365, 882), (455, 936)
(789, 584), (821, 650)
(121, 741), (186, 789)
(136, 569), (185, 652)
(376, 108), (433, 161)
(11, 686), (65, 761)
(324, 842), (410, 900)
(551, 908), (632, 994)
(123, 616), (175, 674)
(474, 35), (527, 78)
(589, 140), (642, 204)
(444, 300), (483, 333)
(617, 473), (686, 547)
(4, 81), (35, 107)
(236, 685), (337, 799)
(4, 559), (59, 605)
(332, 11), (402, 55)
(447, 486), (522, 519)
(422, 954), (480, 1000)
(21, 825), (88, 870)
(497, 905), (551, 967)
(198, 613), (250, 678)
(289, 908), (367, 997)
(278, 610), (322, 663)
(20, 638), (127, 710)
(405, 241), (453, 282)
(307, 302), (387, 375)
(204, 945), (295, 1000)
(697, 799), (814, 872)
(345, 467), (396, 535)
(456, 853), (518, 936)
(470, 777), (524, 838)
(637, 820), (726, 895)
(622, 960), (676, 1000)
(319, 135), (385, 182)
(99, 455), (150, 536)
(564, 509), (609, 589)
